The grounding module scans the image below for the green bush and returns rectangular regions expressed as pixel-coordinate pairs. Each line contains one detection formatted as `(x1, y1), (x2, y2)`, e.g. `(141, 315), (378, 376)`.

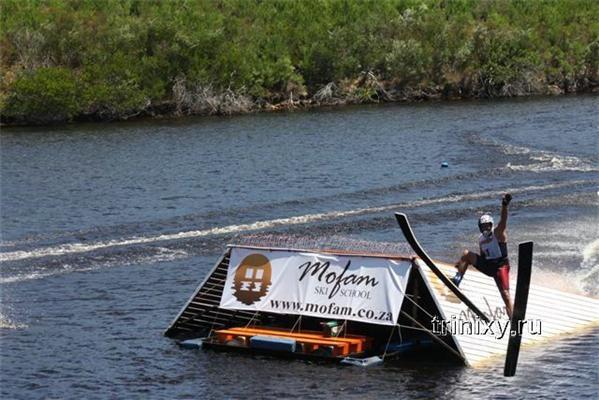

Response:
(80, 53), (149, 119)
(3, 67), (81, 123)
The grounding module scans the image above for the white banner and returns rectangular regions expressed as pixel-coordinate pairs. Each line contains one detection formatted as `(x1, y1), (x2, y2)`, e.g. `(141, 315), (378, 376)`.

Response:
(219, 247), (412, 326)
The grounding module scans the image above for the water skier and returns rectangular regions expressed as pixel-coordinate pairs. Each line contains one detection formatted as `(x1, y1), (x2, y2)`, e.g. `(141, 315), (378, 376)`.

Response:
(452, 194), (514, 318)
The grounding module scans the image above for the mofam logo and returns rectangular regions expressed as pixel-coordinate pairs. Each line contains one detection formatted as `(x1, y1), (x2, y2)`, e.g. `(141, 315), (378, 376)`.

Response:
(298, 259), (379, 299)
(233, 254), (272, 305)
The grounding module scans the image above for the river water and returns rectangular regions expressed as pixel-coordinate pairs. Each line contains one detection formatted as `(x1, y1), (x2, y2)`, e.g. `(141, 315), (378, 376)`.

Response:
(1, 95), (598, 399)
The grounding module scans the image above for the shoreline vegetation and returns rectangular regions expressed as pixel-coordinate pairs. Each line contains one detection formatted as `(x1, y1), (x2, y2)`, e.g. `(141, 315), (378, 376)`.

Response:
(1, 0), (598, 126)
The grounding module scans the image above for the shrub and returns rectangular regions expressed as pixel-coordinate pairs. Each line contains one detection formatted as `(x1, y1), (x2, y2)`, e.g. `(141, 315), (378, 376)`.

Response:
(2, 67), (81, 123)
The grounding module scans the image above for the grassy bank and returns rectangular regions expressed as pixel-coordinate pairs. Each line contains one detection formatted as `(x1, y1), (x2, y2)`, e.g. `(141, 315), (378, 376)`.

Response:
(1, 0), (598, 125)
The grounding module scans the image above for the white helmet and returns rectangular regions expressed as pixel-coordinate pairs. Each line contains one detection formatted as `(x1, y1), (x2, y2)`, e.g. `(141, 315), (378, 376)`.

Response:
(479, 214), (494, 225)
(478, 214), (494, 236)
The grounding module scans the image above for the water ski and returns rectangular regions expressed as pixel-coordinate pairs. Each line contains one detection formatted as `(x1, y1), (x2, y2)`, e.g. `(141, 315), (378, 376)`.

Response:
(504, 241), (534, 377)
(395, 212), (490, 323)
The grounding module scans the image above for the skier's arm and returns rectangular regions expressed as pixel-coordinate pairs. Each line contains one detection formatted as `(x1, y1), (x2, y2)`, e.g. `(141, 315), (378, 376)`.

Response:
(495, 194), (511, 241)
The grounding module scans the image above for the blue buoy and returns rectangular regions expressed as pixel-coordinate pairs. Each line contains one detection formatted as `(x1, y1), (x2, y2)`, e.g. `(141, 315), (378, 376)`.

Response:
(441, 161), (449, 168)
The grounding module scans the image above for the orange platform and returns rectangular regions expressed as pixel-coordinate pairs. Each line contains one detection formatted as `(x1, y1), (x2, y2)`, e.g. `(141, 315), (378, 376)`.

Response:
(214, 326), (372, 357)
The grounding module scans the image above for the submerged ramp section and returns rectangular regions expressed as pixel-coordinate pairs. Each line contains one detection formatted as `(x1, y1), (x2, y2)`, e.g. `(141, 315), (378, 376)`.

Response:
(165, 249), (263, 339)
(417, 259), (599, 367)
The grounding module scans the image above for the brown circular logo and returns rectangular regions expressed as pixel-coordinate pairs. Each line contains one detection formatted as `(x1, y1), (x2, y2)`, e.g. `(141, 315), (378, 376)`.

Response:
(233, 254), (272, 305)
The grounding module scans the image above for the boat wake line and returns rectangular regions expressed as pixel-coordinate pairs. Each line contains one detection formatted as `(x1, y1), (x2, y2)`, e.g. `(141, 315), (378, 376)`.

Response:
(0, 246), (190, 285)
(0, 180), (593, 263)
(465, 132), (598, 173)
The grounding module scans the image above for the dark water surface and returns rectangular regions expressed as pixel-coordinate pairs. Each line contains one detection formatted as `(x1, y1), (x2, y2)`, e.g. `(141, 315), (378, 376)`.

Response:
(1, 96), (598, 399)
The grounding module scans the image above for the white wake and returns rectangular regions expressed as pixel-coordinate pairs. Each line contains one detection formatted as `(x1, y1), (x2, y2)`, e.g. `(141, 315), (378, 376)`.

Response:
(0, 180), (590, 263)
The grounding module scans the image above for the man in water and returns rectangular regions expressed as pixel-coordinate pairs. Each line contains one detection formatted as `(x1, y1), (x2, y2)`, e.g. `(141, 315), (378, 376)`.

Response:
(452, 194), (513, 318)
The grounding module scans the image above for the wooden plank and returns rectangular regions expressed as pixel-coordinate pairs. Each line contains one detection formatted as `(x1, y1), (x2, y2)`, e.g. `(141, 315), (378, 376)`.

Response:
(201, 281), (225, 289)
(178, 312), (259, 327)
(504, 241), (533, 377)
(180, 319), (225, 329)
(207, 272), (227, 279)
(202, 276), (226, 285)
(195, 290), (224, 300)
(186, 302), (218, 310)
(395, 213), (490, 323)
(180, 309), (256, 323)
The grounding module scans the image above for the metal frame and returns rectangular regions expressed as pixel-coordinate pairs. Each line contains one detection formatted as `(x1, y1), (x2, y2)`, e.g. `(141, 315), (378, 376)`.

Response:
(164, 249), (230, 336)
